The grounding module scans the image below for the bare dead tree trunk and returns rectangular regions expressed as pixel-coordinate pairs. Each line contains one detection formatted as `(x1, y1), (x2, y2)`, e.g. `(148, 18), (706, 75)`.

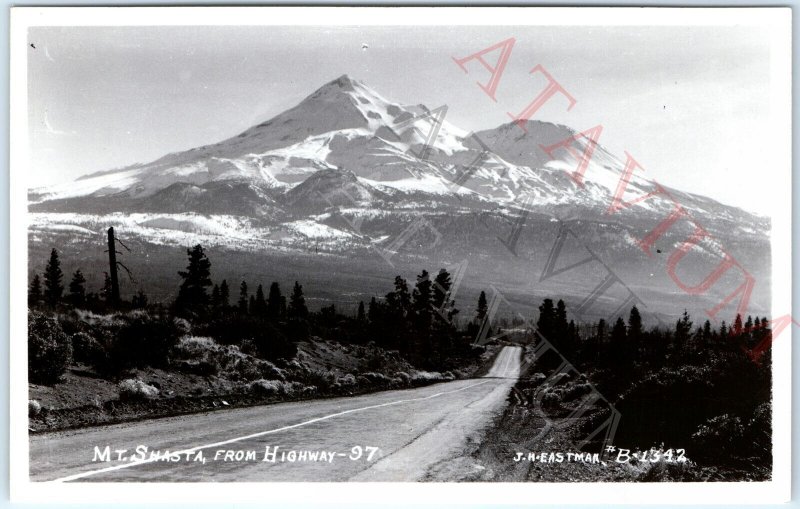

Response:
(107, 227), (120, 305)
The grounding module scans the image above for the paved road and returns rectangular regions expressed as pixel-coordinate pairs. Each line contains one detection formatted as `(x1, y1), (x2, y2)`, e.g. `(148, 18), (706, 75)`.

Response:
(30, 346), (521, 482)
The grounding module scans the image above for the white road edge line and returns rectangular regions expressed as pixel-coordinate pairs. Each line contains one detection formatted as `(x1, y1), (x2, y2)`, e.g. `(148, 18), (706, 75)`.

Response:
(49, 379), (493, 483)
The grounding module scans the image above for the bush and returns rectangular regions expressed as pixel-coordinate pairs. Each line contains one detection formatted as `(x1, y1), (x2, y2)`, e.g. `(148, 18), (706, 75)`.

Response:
(360, 372), (392, 387)
(106, 314), (180, 372)
(300, 369), (337, 391)
(29, 311), (73, 385)
(248, 379), (313, 398)
(692, 414), (744, 456)
(542, 390), (562, 409)
(200, 315), (297, 361)
(118, 378), (160, 401)
(71, 332), (107, 367)
(411, 371), (445, 385)
(173, 336), (287, 382)
(29, 399), (42, 417)
(337, 373), (357, 386)
(563, 382), (593, 402)
(249, 379), (283, 396)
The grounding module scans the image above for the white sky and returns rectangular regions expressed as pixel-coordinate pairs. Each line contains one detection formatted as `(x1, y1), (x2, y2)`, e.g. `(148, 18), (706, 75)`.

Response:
(28, 25), (774, 214)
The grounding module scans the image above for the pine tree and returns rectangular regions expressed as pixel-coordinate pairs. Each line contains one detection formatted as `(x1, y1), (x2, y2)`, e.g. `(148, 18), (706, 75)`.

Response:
(386, 276), (411, 321)
(267, 282), (282, 319)
(610, 317), (627, 346)
(238, 280), (249, 313)
(211, 284), (221, 309)
(675, 310), (693, 342)
(702, 320), (712, 341)
(596, 318), (607, 343)
(537, 298), (556, 339)
(132, 289), (148, 308)
(175, 244), (212, 314)
(555, 299), (569, 337)
(252, 284), (267, 315)
(412, 270), (433, 332)
(101, 272), (113, 302)
(433, 269), (458, 323)
(357, 301), (366, 322)
(28, 274), (42, 307)
(628, 306), (642, 338)
(476, 291), (488, 322)
(68, 269), (87, 307)
(288, 281), (308, 319)
(43, 248), (64, 306)
(368, 296), (380, 323)
(219, 280), (230, 309)
(733, 314), (744, 336)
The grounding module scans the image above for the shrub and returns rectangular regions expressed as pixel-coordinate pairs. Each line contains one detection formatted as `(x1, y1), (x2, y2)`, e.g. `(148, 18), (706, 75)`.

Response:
(28, 399), (42, 417)
(106, 314), (180, 372)
(176, 359), (219, 376)
(411, 371), (444, 384)
(361, 372), (392, 387)
(542, 390), (561, 409)
(337, 373), (357, 386)
(173, 317), (192, 335)
(71, 332), (107, 366)
(29, 311), (73, 385)
(563, 382), (593, 402)
(118, 378), (160, 401)
(300, 369), (337, 391)
(549, 372), (571, 386)
(249, 379), (281, 396)
(201, 315), (297, 361)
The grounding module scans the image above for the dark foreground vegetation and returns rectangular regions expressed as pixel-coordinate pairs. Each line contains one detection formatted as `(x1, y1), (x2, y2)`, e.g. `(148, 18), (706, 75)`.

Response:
(27, 245), (490, 430)
(479, 300), (772, 482)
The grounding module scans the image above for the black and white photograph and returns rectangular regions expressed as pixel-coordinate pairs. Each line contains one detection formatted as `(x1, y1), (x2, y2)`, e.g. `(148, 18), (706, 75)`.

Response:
(8, 6), (792, 505)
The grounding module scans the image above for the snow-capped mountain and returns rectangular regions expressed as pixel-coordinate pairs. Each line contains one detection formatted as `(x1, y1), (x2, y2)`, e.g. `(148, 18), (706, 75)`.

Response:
(28, 75), (770, 320)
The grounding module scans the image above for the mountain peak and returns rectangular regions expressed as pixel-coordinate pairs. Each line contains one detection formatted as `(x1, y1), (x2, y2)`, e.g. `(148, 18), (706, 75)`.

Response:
(329, 74), (360, 90)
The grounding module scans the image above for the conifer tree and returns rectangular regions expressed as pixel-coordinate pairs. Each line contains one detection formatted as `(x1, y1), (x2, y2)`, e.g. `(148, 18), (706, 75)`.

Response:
(368, 296), (380, 323)
(68, 269), (87, 307)
(28, 274), (42, 307)
(288, 281), (308, 319)
(412, 270), (432, 332)
(267, 282), (282, 318)
(610, 316), (627, 346)
(628, 305), (643, 345)
(219, 279), (230, 309)
(132, 289), (148, 308)
(211, 284), (221, 309)
(175, 244), (212, 314)
(238, 280), (249, 313)
(555, 299), (569, 338)
(43, 248), (64, 307)
(476, 290), (488, 322)
(101, 272), (113, 302)
(252, 284), (267, 315)
(537, 298), (556, 339)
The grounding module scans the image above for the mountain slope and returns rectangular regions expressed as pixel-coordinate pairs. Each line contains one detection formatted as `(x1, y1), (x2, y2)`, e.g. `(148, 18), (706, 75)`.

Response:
(27, 74), (770, 321)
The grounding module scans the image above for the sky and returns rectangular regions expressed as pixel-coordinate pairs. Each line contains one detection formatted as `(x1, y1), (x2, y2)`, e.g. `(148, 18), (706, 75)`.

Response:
(27, 24), (775, 214)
